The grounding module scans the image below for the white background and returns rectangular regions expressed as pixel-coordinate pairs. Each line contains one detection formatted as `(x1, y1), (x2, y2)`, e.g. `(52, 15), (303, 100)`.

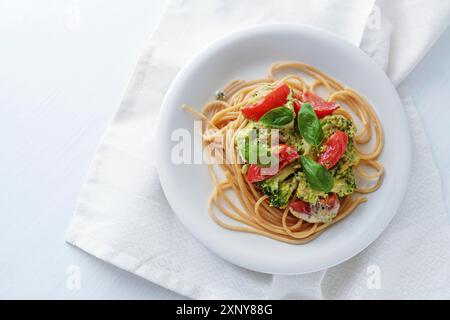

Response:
(1, 0), (449, 299)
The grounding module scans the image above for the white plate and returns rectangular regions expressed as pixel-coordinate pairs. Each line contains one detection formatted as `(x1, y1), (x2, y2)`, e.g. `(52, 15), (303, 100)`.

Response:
(155, 24), (411, 274)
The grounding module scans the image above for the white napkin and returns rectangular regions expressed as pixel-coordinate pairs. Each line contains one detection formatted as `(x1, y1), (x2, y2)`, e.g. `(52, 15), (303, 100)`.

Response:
(65, 0), (450, 299)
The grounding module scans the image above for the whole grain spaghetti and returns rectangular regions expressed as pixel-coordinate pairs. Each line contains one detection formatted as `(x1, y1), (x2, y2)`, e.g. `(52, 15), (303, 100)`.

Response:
(183, 62), (384, 244)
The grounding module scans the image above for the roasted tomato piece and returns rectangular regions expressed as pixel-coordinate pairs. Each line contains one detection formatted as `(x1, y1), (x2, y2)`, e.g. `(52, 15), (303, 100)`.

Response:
(241, 83), (290, 121)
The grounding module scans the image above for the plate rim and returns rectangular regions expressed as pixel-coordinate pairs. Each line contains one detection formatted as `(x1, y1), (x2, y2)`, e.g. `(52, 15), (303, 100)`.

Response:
(155, 23), (412, 275)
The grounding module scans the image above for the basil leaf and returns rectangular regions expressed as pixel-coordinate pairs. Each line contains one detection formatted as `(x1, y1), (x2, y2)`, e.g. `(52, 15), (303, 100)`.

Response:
(298, 103), (324, 146)
(300, 156), (334, 192)
(259, 107), (294, 128)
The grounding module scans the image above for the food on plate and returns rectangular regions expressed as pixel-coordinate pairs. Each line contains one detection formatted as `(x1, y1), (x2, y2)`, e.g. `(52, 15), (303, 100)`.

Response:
(183, 61), (384, 244)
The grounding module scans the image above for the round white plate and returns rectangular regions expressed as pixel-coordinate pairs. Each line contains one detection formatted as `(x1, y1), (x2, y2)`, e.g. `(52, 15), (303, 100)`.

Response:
(155, 24), (411, 274)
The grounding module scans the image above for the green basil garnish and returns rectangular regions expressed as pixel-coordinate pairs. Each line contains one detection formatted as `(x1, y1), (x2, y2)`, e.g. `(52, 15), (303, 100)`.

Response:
(259, 107), (294, 128)
(298, 103), (324, 146)
(300, 155), (334, 192)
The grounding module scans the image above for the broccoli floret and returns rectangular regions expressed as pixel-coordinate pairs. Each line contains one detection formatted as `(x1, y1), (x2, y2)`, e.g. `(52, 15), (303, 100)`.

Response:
(279, 126), (319, 158)
(329, 141), (360, 179)
(331, 168), (357, 197)
(256, 164), (298, 208)
(283, 113), (355, 158)
(321, 114), (359, 179)
(295, 171), (327, 204)
(236, 122), (271, 164)
(321, 115), (356, 139)
(279, 126), (304, 151)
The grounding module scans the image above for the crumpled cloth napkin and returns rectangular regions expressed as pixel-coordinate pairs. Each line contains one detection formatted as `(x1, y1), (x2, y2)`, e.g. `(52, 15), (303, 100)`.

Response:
(66, 0), (450, 299)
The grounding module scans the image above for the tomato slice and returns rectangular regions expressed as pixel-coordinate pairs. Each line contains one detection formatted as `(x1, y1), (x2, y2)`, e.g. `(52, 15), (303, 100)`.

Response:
(302, 91), (339, 118)
(289, 194), (340, 216)
(317, 130), (348, 169)
(294, 100), (302, 114)
(246, 164), (266, 183)
(277, 144), (299, 165)
(292, 90), (303, 114)
(241, 83), (291, 121)
(289, 200), (311, 214)
(246, 144), (299, 183)
(321, 193), (339, 209)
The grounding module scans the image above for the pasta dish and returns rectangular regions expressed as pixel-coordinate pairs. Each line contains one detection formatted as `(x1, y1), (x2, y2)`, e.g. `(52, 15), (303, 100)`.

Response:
(183, 61), (383, 244)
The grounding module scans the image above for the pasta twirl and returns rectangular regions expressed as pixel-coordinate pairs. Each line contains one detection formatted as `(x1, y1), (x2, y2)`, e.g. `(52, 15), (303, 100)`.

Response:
(184, 62), (384, 244)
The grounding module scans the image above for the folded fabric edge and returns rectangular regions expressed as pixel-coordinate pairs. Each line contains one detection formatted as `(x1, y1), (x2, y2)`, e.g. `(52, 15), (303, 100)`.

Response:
(64, 222), (223, 300)
(61, 0), (449, 299)
(393, 21), (450, 86)
(396, 84), (449, 216)
(60, 1), (222, 300)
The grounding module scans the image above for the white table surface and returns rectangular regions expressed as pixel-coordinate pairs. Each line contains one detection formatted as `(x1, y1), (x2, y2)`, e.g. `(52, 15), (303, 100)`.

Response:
(1, 0), (449, 299)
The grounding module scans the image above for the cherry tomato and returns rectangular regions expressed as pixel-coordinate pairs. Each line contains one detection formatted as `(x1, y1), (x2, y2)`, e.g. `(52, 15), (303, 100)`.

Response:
(241, 83), (290, 121)
(317, 130), (348, 169)
(289, 194), (340, 216)
(289, 200), (311, 214)
(246, 144), (299, 183)
(277, 144), (299, 166)
(320, 193), (340, 209)
(246, 164), (266, 183)
(292, 90), (303, 114)
(293, 100), (302, 114)
(302, 91), (339, 118)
